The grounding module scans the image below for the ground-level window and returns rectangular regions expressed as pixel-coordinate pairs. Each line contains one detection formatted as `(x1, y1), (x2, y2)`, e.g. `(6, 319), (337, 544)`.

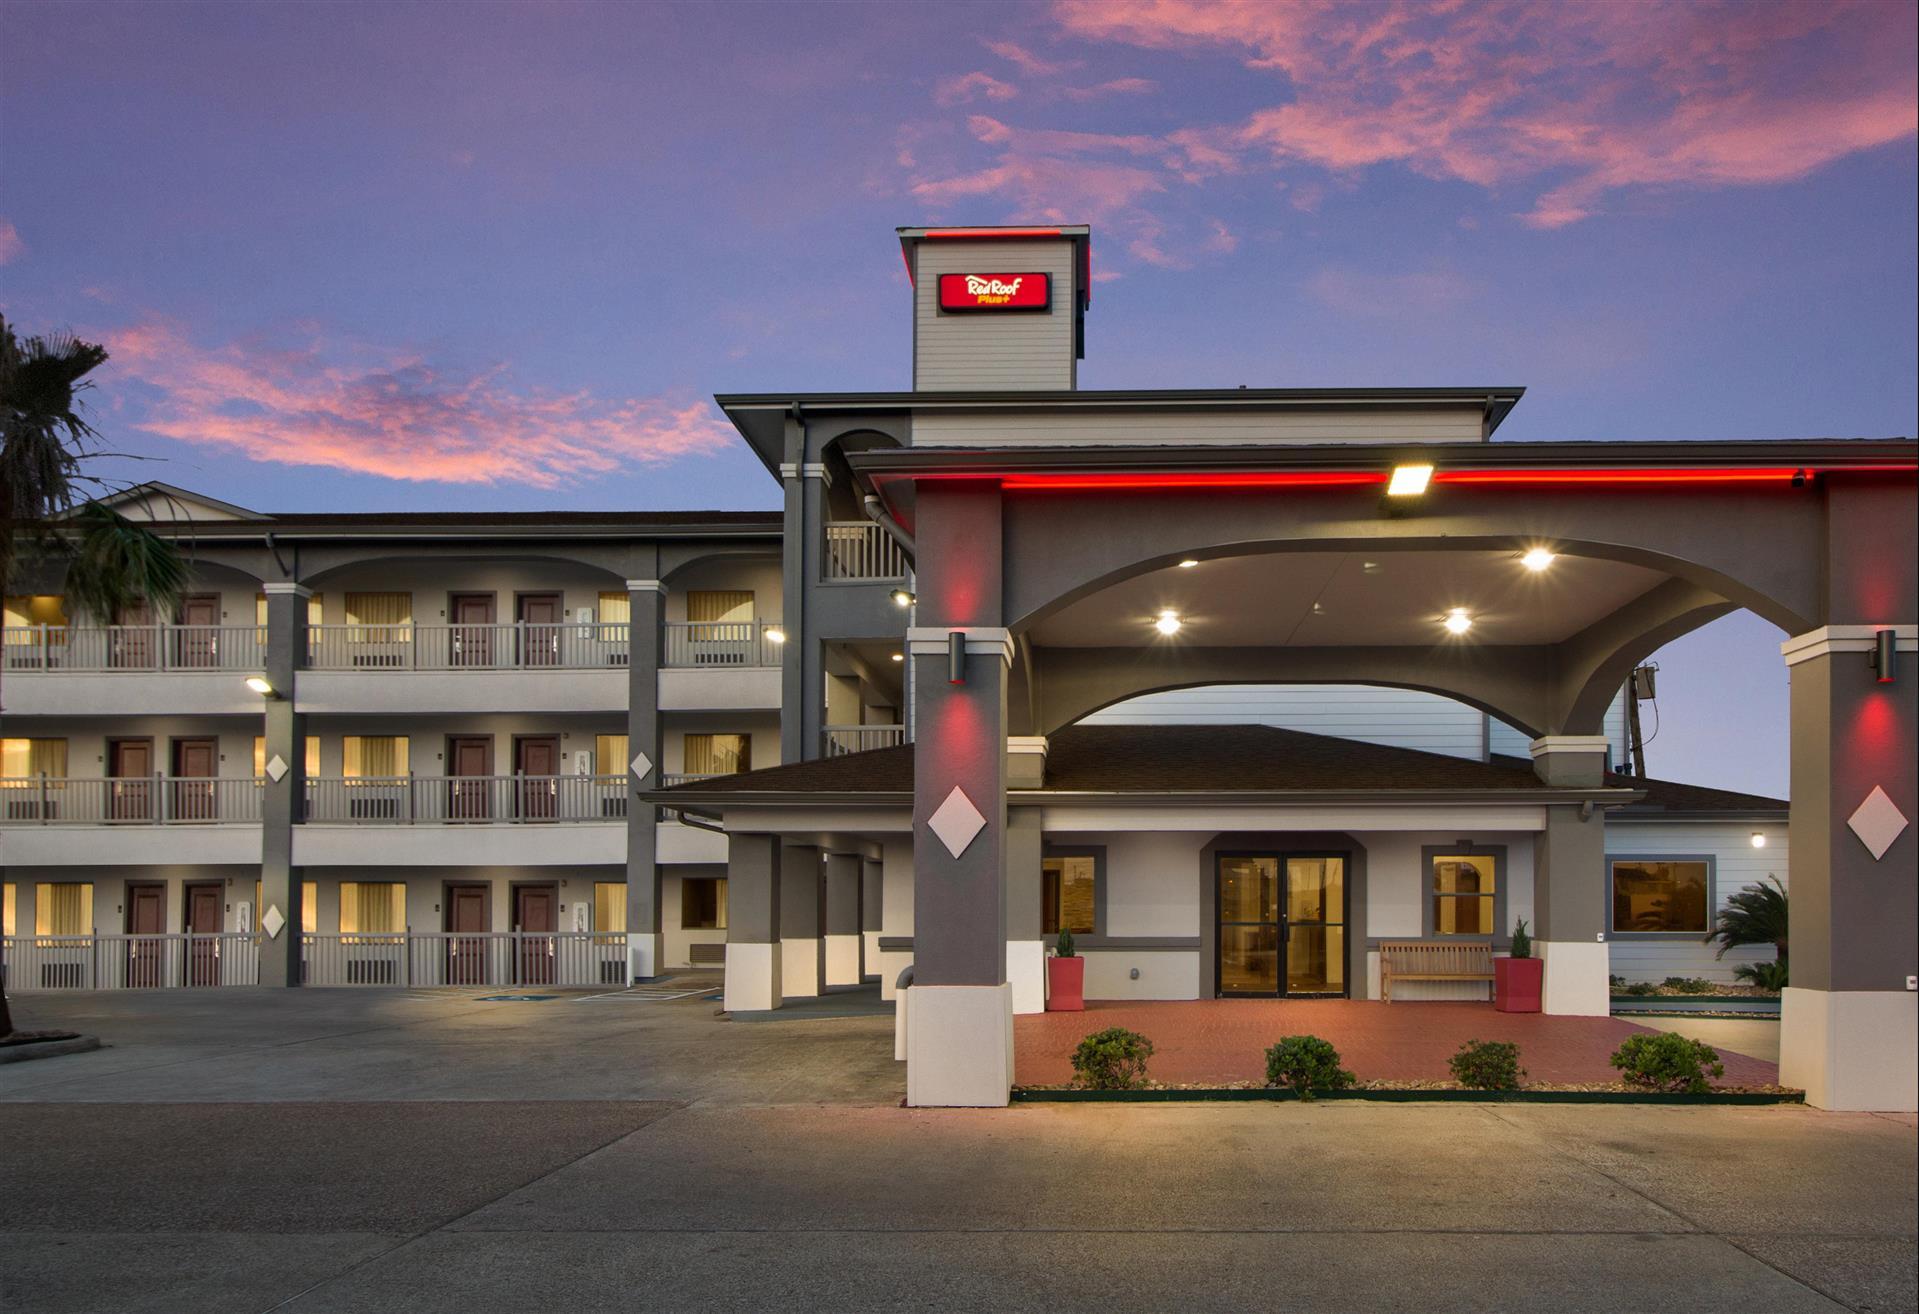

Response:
(255, 880), (319, 934)
(594, 882), (627, 934)
(1611, 860), (1711, 934)
(340, 882), (406, 935)
(1430, 853), (1497, 935)
(35, 882), (93, 935)
(253, 736), (320, 778)
(1041, 855), (1097, 936)
(682, 878), (727, 929)
(682, 733), (750, 776)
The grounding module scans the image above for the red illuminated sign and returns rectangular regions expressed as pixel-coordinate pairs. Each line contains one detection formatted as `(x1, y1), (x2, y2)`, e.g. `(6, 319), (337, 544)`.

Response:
(938, 272), (1050, 312)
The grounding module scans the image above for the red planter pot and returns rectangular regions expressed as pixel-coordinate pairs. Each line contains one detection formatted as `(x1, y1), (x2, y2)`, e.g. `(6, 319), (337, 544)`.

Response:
(1495, 955), (1544, 1013)
(1046, 955), (1085, 1011)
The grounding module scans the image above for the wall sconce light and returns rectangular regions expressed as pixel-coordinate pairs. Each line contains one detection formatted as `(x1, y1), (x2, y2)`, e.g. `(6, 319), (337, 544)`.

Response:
(890, 589), (916, 608)
(1750, 831), (1767, 849)
(1871, 628), (1897, 684)
(764, 626), (787, 645)
(947, 630), (966, 685)
(244, 675), (279, 698)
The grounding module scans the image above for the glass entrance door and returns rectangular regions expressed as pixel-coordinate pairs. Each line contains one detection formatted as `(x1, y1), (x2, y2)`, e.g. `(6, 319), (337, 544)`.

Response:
(1216, 853), (1347, 997)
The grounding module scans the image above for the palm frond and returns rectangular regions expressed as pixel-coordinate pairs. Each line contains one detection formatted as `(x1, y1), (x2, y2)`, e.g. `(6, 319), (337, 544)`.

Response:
(62, 503), (189, 623)
(1703, 875), (1788, 962)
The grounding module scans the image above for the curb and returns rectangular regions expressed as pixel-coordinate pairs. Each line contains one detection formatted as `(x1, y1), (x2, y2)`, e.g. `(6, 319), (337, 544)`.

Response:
(0, 1035), (103, 1065)
(1012, 1086), (1803, 1105)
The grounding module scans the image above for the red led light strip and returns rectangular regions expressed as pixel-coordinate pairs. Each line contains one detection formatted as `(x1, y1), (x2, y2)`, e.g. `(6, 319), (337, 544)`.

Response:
(1000, 471), (1385, 491)
(922, 228), (1064, 239)
(987, 464), (1914, 492)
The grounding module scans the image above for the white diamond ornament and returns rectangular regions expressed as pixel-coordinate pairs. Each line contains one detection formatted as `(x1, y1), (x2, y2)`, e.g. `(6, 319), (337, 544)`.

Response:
(1848, 785), (1909, 861)
(261, 905), (286, 939)
(928, 786), (987, 859)
(265, 754), (289, 783)
(629, 751), (653, 780)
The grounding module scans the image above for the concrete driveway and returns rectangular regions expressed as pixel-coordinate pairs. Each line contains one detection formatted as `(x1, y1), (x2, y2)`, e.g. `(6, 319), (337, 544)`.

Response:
(2, 985), (1913, 1313)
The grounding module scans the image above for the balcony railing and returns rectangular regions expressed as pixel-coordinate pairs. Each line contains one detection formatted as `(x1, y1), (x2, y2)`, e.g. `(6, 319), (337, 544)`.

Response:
(306, 622), (628, 671)
(661, 621), (782, 668)
(0, 931), (628, 991)
(823, 522), (909, 582)
(824, 725), (907, 756)
(0, 777), (266, 825)
(302, 774), (627, 824)
(3, 625), (265, 672)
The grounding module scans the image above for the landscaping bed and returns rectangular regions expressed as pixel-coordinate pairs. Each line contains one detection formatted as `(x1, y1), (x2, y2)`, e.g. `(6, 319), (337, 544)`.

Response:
(1015, 1081), (1802, 1105)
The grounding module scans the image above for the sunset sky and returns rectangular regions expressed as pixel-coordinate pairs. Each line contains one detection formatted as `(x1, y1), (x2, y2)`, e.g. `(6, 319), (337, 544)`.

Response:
(4, 0), (1915, 796)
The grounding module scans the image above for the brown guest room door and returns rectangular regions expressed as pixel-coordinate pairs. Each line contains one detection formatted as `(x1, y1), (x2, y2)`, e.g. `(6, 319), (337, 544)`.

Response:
(515, 736), (560, 820)
(450, 593), (495, 667)
(448, 736), (492, 820)
(172, 737), (218, 821)
(515, 885), (557, 985)
(126, 883), (166, 987)
(186, 882), (223, 985)
(446, 883), (489, 985)
(517, 593), (562, 667)
(109, 739), (153, 820)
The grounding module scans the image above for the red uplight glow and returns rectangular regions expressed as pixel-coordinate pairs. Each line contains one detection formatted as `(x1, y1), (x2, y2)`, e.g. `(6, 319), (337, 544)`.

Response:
(1000, 471), (1388, 492)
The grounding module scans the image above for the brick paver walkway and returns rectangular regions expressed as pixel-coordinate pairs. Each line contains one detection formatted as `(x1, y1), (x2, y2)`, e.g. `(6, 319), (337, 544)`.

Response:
(1015, 999), (1781, 1087)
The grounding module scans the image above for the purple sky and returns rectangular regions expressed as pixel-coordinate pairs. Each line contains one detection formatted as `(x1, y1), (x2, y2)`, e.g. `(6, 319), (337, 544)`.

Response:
(4, 1), (1915, 797)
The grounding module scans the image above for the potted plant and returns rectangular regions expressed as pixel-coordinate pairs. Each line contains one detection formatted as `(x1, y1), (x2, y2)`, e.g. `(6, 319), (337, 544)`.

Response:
(1046, 929), (1084, 1012)
(1494, 918), (1543, 1013)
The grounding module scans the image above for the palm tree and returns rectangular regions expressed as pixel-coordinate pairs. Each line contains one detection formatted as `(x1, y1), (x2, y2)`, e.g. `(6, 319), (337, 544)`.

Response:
(1703, 875), (1789, 981)
(2, 314), (187, 1040)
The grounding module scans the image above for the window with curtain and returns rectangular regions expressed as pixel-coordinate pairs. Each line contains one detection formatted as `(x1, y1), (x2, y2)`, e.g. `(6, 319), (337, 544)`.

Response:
(596, 734), (629, 776)
(254, 880), (319, 934)
(255, 592), (325, 626)
(1041, 855), (1097, 935)
(594, 882), (627, 933)
(681, 878), (727, 929)
(2, 738), (68, 779)
(1431, 854), (1497, 935)
(343, 736), (408, 779)
(345, 592), (412, 642)
(685, 590), (754, 624)
(597, 592), (630, 624)
(340, 882), (406, 934)
(35, 882), (93, 935)
(4, 595), (68, 635)
(682, 734), (750, 776)
(3, 883), (15, 937)
(1611, 860), (1711, 934)
(253, 737), (320, 778)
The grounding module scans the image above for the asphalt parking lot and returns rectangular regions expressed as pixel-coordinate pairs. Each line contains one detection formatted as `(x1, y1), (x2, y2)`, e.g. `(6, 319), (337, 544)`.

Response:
(2, 985), (1913, 1313)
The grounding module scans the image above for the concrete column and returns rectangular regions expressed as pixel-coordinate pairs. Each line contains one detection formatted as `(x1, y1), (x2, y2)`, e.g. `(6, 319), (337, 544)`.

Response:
(780, 843), (824, 999)
(906, 479), (1013, 1107)
(1006, 807), (1045, 1015)
(1531, 799), (1610, 1016)
(723, 833), (781, 1012)
(257, 582), (309, 987)
(778, 418), (810, 764)
(1779, 627), (1918, 1111)
(625, 579), (665, 978)
(823, 852), (862, 987)
(860, 856), (883, 981)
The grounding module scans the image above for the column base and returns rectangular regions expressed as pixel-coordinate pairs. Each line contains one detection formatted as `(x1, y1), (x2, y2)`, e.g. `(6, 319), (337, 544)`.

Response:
(780, 937), (821, 998)
(824, 934), (861, 988)
(724, 942), (782, 1013)
(1007, 940), (1045, 1014)
(628, 932), (663, 982)
(862, 930), (882, 981)
(1781, 987), (1918, 1112)
(1540, 941), (1610, 1016)
(906, 983), (1014, 1107)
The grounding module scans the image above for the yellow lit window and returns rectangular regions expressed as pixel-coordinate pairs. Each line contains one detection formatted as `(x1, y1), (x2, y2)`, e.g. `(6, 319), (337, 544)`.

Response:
(340, 882), (406, 934)
(4, 595), (68, 634)
(596, 734), (628, 776)
(1041, 856), (1096, 935)
(343, 736), (408, 779)
(255, 880), (319, 934)
(594, 882), (627, 933)
(682, 734), (750, 776)
(686, 590), (754, 624)
(1432, 855), (1497, 935)
(253, 737), (320, 778)
(597, 592), (631, 625)
(3, 883), (15, 937)
(35, 882), (93, 935)
(3, 738), (68, 779)
(255, 593), (325, 626)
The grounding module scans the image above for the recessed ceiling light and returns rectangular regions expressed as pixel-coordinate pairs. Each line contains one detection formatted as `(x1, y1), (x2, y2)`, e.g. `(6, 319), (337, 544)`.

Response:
(1177, 559), (1199, 569)
(1521, 548), (1556, 572)
(764, 626), (786, 644)
(1387, 464), (1434, 496)
(891, 653), (904, 662)
(1311, 602), (1326, 616)
(1443, 608), (1472, 635)
(1155, 609), (1182, 636)
(1361, 561), (1382, 574)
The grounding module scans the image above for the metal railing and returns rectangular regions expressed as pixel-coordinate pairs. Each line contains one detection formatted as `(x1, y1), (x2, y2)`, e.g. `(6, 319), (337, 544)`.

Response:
(305, 622), (629, 671)
(661, 621), (782, 668)
(823, 725), (907, 756)
(0, 932), (626, 991)
(2, 625), (266, 672)
(302, 774), (627, 824)
(0, 777), (267, 825)
(1, 934), (259, 990)
(822, 522), (909, 581)
(302, 931), (629, 988)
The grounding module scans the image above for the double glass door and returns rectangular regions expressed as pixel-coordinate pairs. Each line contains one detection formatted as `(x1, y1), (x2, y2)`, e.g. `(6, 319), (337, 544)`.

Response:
(1217, 853), (1347, 997)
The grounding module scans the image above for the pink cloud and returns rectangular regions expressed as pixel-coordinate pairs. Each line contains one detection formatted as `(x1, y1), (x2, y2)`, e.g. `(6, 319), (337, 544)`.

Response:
(935, 71), (1018, 106)
(1049, 0), (1918, 225)
(911, 116), (1170, 221)
(104, 319), (734, 488)
(983, 39), (1074, 78)
(1062, 77), (1158, 101)
(0, 219), (23, 265)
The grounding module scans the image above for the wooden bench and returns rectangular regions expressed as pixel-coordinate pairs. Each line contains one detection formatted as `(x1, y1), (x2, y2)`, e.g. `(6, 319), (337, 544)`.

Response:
(1378, 941), (1495, 1002)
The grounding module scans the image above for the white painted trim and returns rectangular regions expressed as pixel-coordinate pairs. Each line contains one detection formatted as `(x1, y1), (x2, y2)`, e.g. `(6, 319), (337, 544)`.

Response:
(824, 934), (862, 988)
(906, 984), (1014, 1107)
(628, 932), (663, 981)
(1781, 987), (1918, 1111)
(780, 936), (822, 999)
(1539, 940), (1610, 1016)
(624, 579), (667, 594)
(724, 942), (781, 1013)
(906, 626), (1015, 664)
(262, 582), (314, 597)
(1528, 735), (1612, 759)
(776, 462), (832, 481)
(1007, 736), (1049, 758)
(1781, 624), (1918, 667)
(1008, 939), (1045, 1014)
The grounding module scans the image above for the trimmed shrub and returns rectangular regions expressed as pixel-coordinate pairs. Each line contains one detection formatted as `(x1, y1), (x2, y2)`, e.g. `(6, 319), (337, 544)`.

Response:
(1056, 929), (1077, 958)
(1609, 1032), (1725, 1094)
(1264, 1035), (1356, 1100)
(1735, 959), (1788, 991)
(1621, 981), (1659, 996)
(1509, 918), (1533, 959)
(1071, 1027), (1154, 1090)
(1661, 976), (1713, 994)
(1449, 1039), (1525, 1091)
